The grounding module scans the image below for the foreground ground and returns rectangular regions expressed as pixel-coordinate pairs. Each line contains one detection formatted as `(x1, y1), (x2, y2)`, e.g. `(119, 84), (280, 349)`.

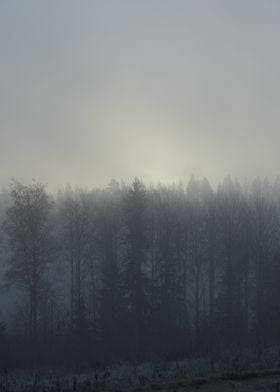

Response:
(2, 349), (280, 391)
(2, 371), (280, 391)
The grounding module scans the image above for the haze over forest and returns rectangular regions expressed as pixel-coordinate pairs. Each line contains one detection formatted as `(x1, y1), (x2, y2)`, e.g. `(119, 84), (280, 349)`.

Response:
(2, 2), (280, 391)
(1, 175), (280, 370)
(1, 0), (280, 189)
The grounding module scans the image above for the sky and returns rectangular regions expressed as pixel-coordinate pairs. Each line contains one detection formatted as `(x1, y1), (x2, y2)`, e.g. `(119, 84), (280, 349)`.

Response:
(1, 0), (280, 190)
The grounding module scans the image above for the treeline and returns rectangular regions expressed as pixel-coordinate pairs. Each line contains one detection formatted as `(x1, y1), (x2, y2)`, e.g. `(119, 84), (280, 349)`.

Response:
(1, 176), (280, 369)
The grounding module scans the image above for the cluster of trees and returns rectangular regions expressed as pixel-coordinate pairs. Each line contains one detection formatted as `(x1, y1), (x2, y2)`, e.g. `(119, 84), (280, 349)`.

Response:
(1, 176), (280, 368)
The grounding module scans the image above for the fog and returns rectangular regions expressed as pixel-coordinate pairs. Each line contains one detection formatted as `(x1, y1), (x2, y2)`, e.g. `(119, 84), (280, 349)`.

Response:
(1, 0), (280, 189)
(2, 2), (280, 390)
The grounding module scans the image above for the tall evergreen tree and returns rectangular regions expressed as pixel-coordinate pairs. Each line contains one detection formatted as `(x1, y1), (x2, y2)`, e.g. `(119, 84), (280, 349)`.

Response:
(124, 178), (149, 359)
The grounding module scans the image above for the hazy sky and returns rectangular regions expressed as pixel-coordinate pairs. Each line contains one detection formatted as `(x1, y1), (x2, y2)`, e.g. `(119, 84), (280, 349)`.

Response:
(1, 0), (280, 189)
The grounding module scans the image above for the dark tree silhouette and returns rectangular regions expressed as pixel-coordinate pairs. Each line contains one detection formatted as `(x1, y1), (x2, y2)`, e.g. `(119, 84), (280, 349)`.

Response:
(1, 176), (280, 368)
(124, 178), (149, 359)
(3, 181), (53, 358)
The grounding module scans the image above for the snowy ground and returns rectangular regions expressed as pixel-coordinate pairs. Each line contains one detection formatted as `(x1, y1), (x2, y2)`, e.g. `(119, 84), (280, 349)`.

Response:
(2, 348), (280, 391)
(2, 372), (280, 391)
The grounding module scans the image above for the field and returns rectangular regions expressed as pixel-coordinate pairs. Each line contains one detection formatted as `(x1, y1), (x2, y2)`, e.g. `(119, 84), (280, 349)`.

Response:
(2, 349), (280, 391)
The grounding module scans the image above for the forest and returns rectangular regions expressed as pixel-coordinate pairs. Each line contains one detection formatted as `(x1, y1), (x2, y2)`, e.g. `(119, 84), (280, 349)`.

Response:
(1, 176), (280, 371)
